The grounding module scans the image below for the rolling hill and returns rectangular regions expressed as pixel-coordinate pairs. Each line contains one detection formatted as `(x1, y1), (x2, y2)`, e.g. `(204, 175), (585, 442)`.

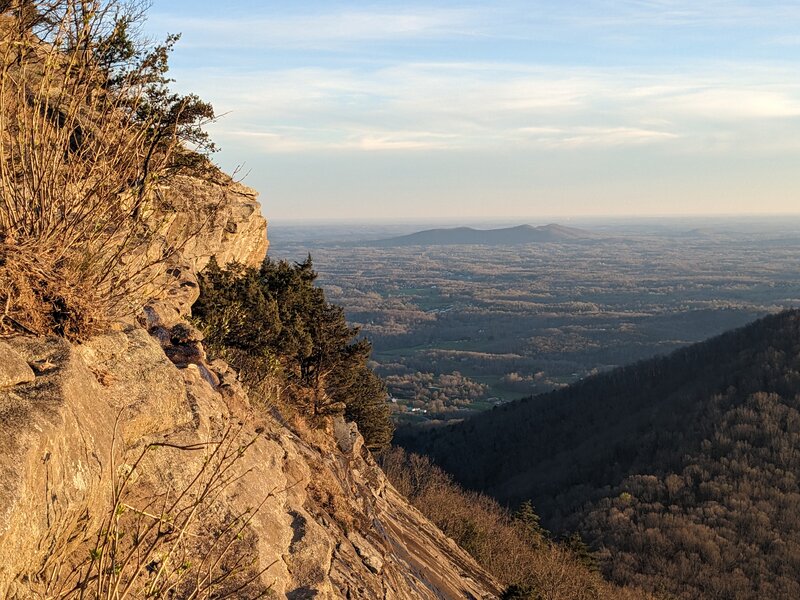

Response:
(365, 223), (596, 246)
(399, 309), (800, 599)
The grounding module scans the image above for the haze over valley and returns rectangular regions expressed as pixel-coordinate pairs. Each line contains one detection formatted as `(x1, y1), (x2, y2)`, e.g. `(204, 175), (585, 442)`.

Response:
(270, 217), (800, 424)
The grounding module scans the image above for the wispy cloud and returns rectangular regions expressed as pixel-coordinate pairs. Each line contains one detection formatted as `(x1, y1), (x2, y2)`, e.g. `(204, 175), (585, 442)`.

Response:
(181, 61), (800, 154)
(150, 8), (483, 49)
(143, 0), (800, 217)
(654, 88), (800, 119)
(517, 126), (680, 148)
(223, 128), (459, 152)
(558, 0), (800, 28)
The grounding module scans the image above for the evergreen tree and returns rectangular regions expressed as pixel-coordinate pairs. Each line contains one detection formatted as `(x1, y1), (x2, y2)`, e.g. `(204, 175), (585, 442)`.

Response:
(194, 256), (394, 449)
(501, 584), (540, 600)
(513, 500), (547, 543)
(563, 532), (599, 573)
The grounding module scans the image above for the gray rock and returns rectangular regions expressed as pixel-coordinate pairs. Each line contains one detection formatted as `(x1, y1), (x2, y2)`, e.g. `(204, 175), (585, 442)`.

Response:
(333, 415), (360, 454)
(347, 531), (384, 574)
(0, 328), (502, 600)
(159, 174), (268, 273)
(142, 300), (183, 330)
(0, 342), (35, 388)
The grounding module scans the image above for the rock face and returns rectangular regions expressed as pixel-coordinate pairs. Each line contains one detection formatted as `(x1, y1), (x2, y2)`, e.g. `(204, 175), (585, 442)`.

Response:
(0, 177), (500, 599)
(161, 173), (269, 272)
(146, 173), (269, 317)
(0, 328), (499, 599)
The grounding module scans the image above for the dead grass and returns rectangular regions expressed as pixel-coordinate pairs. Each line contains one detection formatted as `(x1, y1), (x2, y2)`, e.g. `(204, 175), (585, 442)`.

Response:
(32, 421), (277, 599)
(0, 1), (207, 339)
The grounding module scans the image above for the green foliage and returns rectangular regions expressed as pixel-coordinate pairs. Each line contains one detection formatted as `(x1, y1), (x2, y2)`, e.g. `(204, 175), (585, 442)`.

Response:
(192, 259), (280, 358)
(456, 518), (482, 557)
(194, 256), (394, 449)
(563, 532), (599, 573)
(332, 363), (394, 450)
(501, 584), (540, 600)
(90, 4), (218, 164)
(513, 500), (547, 544)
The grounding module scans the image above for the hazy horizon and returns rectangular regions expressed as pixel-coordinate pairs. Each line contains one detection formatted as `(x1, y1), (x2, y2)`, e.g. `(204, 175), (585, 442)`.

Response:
(145, 1), (800, 220)
(264, 214), (800, 250)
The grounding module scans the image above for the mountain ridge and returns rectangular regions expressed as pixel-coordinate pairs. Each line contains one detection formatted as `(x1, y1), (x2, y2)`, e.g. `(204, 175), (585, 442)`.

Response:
(364, 223), (596, 247)
(399, 308), (800, 599)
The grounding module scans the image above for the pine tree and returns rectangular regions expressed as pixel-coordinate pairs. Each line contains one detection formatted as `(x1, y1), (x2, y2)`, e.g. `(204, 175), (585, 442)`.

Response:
(513, 500), (547, 544)
(195, 256), (394, 449)
(563, 532), (599, 573)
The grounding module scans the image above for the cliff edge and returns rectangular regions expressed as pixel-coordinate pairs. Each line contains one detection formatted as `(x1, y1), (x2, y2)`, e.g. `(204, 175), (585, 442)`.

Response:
(0, 175), (499, 599)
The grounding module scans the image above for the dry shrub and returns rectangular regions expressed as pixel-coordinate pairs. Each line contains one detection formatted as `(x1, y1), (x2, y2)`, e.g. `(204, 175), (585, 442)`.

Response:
(307, 460), (357, 534)
(380, 447), (656, 600)
(0, 239), (122, 337)
(0, 0), (210, 338)
(33, 423), (276, 599)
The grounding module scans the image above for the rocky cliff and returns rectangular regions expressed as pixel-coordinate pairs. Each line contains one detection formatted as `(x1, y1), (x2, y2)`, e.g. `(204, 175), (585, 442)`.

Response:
(0, 175), (500, 599)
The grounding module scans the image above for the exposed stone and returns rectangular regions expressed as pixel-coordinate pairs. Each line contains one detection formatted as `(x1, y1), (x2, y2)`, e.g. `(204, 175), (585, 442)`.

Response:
(347, 531), (384, 574)
(0, 329), (501, 599)
(0, 342), (35, 388)
(156, 259), (202, 317)
(138, 173), (268, 320)
(141, 299), (183, 330)
(164, 341), (206, 366)
(333, 415), (361, 455)
(159, 174), (268, 272)
(0, 171), (501, 599)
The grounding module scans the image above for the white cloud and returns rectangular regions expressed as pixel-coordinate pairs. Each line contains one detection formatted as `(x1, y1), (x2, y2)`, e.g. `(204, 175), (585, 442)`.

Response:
(655, 88), (800, 119)
(183, 60), (800, 154)
(221, 128), (458, 152)
(150, 8), (482, 49)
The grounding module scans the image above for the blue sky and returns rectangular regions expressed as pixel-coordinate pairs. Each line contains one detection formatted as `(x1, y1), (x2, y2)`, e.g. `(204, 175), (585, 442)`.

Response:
(145, 1), (800, 220)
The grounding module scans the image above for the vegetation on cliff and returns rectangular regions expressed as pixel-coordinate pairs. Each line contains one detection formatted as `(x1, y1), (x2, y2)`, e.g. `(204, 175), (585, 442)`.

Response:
(194, 256), (395, 449)
(0, 0), (214, 338)
(379, 447), (653, 600)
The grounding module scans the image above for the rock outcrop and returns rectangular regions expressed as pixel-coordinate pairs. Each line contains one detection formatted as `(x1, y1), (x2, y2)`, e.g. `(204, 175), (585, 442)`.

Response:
(0, 176), (500, 599)
(0, 342), (35, 388)
(147, 173), (269, 317)
(160, 174), (269, 272)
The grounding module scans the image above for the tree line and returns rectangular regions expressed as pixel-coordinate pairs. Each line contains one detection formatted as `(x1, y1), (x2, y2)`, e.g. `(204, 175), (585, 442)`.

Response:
(400, 309), (800, 598)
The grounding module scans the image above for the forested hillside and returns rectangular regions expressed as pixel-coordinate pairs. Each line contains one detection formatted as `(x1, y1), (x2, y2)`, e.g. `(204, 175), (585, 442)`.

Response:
(400, 309), (800, 598)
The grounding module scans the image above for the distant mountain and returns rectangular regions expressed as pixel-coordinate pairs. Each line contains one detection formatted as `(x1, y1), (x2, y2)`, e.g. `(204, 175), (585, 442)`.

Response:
(399, 309), (800, 599)
(365, 223), (596, 247)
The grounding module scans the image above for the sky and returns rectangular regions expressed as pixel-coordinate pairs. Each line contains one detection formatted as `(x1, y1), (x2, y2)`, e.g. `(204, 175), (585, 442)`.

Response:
(143, 1), (800, 221)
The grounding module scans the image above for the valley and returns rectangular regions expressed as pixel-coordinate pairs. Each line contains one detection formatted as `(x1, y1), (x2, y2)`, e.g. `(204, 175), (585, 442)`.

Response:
(270, 219), (800, 425)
